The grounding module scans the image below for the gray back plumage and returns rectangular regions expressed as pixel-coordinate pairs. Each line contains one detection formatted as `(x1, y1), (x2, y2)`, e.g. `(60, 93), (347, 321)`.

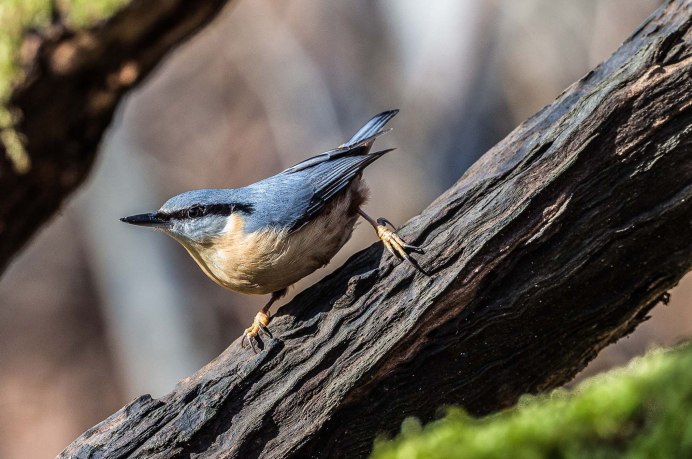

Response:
(160, 110), (399, 234)
(249, 110), (398, 232)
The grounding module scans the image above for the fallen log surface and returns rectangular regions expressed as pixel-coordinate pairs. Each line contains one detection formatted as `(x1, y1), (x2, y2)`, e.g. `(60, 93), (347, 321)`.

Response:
(60, 1), (692, 458)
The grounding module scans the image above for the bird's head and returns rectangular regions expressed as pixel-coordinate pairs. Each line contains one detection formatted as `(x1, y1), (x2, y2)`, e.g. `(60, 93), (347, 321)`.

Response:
(120, 189), (254, 247)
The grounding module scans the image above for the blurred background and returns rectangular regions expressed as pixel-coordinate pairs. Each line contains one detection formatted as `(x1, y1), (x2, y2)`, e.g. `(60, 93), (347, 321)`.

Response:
(1, 0), (690, 457)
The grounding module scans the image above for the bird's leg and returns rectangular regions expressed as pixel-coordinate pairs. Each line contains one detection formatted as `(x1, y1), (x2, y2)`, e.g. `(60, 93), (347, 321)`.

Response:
(358, 209), (424, 271)
(242, 288), (287, 352)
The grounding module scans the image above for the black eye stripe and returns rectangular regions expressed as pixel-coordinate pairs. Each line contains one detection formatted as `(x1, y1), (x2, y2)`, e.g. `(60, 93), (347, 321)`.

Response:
(162, 203), (254, 221)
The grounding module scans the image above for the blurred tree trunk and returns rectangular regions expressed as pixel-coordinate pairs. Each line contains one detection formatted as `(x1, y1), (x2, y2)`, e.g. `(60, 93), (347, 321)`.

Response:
(58, 1), (692, 458)
(0, 0), (234, 274)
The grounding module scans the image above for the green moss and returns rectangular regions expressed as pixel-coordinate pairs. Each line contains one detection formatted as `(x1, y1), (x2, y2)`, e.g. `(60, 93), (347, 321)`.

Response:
(0, 0), (128, 169)
(372, 344), (692, 459)
(0, 0), (128, 103)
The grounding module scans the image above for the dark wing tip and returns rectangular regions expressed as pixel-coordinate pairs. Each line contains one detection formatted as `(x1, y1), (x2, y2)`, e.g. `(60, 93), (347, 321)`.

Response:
(372, 147), (396, 156)
(378, 109), (399, 117)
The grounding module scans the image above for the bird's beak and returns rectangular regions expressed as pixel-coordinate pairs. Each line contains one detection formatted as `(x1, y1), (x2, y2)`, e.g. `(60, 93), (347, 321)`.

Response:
(120, 212), (169, 228)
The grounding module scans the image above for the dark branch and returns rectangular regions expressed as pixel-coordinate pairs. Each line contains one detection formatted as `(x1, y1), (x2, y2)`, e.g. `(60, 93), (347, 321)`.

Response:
(61, 1), (692, 458)
(0, 0), (235, 274)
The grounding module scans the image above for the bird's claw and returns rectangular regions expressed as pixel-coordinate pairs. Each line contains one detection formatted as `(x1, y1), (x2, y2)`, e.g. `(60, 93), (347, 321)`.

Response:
(375, 218), (425, 272)
(241, 310), (271, 353)
(376, 218), (424, 253)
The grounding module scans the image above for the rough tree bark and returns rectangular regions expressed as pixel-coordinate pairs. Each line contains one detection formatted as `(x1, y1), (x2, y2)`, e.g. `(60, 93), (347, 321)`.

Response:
(56, 0), (690, 458)
(0, 0), (234, 274)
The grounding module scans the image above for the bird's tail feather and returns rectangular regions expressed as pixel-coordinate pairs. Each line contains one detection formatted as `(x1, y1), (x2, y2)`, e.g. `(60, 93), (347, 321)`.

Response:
(342, 109), (399, 148)
(281, 111), (399, 175)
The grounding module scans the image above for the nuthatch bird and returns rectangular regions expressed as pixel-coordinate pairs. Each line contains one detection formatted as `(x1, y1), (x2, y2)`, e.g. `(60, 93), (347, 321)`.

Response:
(121, 110), (423, 350)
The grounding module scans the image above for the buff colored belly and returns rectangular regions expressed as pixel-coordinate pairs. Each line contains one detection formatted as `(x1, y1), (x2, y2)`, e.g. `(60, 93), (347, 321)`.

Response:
(187, 181), (365, 295)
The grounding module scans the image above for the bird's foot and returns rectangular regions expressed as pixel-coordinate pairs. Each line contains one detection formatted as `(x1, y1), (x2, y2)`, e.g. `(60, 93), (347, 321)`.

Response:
(241, 310), (272, 353)
(375, 217), (425, 272)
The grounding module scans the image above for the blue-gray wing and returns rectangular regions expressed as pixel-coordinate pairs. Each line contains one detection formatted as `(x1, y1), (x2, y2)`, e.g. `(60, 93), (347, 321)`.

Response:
(243, 110), (398, 233)
(281, 111), (398, 232)
(288, 148), (394, 231)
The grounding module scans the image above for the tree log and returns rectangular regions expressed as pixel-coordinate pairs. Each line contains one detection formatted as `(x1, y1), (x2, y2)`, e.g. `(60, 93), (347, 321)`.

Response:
(0, 0), (234, 274)
(61, 1), (692, 458)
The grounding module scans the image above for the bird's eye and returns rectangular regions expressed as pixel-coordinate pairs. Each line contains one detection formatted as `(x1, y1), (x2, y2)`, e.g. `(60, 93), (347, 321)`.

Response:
(187, 206), (205, 218)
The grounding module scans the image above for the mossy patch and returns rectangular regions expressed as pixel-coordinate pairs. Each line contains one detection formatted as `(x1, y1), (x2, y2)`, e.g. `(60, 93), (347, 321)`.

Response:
(0, 0), (128, 170)
(372, 344), (692, 459)
(0, 0), (128, 102)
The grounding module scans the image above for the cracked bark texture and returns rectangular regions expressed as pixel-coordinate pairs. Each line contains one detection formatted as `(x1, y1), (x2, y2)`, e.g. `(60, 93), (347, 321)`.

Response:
(58, 0), (692, 458)
(0, 0), (234, 274)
